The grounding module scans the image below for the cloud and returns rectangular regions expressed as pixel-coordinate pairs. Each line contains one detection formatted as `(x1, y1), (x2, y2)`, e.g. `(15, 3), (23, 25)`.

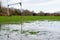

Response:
(23, 0), (28, 1)
(0, 0), (60, 13)
(23, 0), (60, 6)
(29, 0), (52, 3)
(23, 0), (60, 13)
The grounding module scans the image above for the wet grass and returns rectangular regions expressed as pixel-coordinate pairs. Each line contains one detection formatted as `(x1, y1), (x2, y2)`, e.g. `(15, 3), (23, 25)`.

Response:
(29, 31), (39, 35)
(11, 29), (19, 32)
(22, 30), (29, 34)
(22, 30), (40, 35)
(1, 28), (9, 30)
(0, 16), (60, 24)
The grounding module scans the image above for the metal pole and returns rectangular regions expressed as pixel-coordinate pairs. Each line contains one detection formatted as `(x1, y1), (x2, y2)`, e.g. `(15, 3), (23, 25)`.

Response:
(7, 0), (10, 40)
(20, 0), (23, 40)
(7, 5), (10, 16)
(7, 0), (10, 16)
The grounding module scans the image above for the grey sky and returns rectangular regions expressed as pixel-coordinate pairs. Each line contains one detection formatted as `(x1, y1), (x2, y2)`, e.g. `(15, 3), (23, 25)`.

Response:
(0, 0), (60, 13)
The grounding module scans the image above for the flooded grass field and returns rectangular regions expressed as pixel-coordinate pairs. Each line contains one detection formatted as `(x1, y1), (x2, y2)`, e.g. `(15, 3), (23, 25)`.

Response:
(0, 20), (60, 40)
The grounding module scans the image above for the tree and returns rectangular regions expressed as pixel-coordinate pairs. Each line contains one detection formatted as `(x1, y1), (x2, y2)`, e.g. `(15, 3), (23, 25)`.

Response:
(0, 2), (2, 16)
(37, 11), (45, 16)
(0, 2), (2, 13)
(32, 11), (37, 16)
(22, 10), (32, 16)
(0, 1), (1, 8)
(14, 9), (21, 15)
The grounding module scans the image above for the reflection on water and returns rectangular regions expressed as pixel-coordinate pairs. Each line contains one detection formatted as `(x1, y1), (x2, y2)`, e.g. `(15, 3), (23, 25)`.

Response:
(0, 20), (60, 40)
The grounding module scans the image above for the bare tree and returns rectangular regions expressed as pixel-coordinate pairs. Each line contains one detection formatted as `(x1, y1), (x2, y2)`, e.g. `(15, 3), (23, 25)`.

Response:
(0, 1), (1, 8)
(0, 1), (2, 16)
(22, 10), (32, 16)
(37, 11), (45, 16)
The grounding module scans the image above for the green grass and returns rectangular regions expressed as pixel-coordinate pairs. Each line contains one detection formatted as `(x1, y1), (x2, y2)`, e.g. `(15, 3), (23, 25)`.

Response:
(0, 16), (60, 24)
(29, 31), (39, 35)
(11, 29), (19, 32)
(0, 16), (20, 24)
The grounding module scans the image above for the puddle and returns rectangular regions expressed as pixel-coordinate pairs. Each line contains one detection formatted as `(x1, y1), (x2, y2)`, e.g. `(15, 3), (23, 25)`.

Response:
(0, 20), (60, 40)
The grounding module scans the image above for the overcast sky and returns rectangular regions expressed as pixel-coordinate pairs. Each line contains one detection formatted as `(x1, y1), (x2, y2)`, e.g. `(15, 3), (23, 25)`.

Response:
(0, 0), (60, 13)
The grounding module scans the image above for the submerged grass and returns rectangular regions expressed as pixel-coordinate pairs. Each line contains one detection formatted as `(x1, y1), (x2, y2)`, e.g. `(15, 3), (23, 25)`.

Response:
(29, 31), (39, 35)
(11, 29), (19, 32)
(0, 16), (60, 24)
(22, 30), (40, 35)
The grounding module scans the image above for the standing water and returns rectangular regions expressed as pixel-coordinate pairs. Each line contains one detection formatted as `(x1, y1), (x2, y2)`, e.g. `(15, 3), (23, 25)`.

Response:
(0, 20), (60, 40)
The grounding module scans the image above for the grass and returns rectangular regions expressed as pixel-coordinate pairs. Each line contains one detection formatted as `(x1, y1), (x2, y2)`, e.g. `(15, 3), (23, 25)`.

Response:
(11, 29), (19, 32)
(29, 31), (39, 35)
(0, 16), (60, 24)
(22, 30), (40, 35)
(0, 16), (20, 24)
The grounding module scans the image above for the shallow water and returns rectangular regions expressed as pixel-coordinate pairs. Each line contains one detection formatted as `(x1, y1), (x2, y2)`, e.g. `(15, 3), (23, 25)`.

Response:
(0, 20), (60, 40)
